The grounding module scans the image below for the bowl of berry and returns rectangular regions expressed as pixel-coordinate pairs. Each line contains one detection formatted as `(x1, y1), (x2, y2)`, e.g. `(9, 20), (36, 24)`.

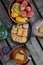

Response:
(8, 0), (34, 24)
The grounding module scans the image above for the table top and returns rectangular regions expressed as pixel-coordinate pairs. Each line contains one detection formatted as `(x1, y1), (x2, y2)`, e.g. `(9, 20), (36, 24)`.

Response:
(0, 0), (43, 65)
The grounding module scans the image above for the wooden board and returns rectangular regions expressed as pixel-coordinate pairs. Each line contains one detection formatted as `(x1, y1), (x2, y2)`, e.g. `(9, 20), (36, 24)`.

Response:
(26, 41), (43, 65)
(0, 0), (43, 65)
(33, 0), (43, 17)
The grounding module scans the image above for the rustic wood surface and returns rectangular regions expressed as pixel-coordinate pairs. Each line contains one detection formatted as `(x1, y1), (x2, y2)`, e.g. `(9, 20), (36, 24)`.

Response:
(0, 0), (43, 65)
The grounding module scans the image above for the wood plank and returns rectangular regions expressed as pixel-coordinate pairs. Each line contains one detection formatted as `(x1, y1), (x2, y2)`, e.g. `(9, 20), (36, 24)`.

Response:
(1, 0), (11, 8)
(0, 54), (10, 64)
(30, 37), (43, 63)
(3, 59), (17, 65)
(0, 1), (17, 48)
(27, 61), (34, 65)
(0, 1), (12, 29)
(30, 37), (42, 54)
(33, 0), (43, 17)
(0, 40), (8, 46)
(6, 33), (17, 48)
(3, 58), (34, 65)
(26, 41), (43, 65)
(38, 38), (43, 48)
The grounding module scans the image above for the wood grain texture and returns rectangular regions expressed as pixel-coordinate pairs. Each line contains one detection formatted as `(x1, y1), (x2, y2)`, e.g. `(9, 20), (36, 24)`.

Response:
(26, 41), (43, 65)
(0, 1), (17, 49)
(30, 37), (43, 63)
(31, 0), (43, 47)
(0, 0), (43, 65)
(33, 0), (43, 17)
(38, 38), (43, 48)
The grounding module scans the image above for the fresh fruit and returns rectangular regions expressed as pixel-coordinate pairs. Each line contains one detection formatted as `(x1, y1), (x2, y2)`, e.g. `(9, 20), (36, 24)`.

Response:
(16, 0), (23, 3)
(16, 16), (26, 23)
(14, 9), (20, 15)
(22, 1), (28, 6)
(26, 6), (31, 12)
(11, 3), (20, 15)
(19, 4), (26, 11)
(11, 3), (20, 11)
(10, 0), (34, 24)
(11, 12), (18, 18)
(27, 10), (34, 17)
(21, 11), (27, 17)
(25, 17), (28, 20)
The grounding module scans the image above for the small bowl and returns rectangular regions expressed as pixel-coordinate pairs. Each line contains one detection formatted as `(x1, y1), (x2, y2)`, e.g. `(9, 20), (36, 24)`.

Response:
(10, 45), (31, 65)
(32, 18), (43, 38)
(2, 46), (11, 54)
(0, 19), (8, 40)
(8, 0), (34, 24)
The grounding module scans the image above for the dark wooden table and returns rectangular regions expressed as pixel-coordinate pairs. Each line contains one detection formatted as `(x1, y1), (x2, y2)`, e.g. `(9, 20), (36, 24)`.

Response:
(0, 0), (43, 65)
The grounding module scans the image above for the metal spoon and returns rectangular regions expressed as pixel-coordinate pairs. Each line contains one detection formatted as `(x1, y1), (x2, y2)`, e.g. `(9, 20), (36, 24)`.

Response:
(19, 50), (31, 60)
(36, 21), (43, 30)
